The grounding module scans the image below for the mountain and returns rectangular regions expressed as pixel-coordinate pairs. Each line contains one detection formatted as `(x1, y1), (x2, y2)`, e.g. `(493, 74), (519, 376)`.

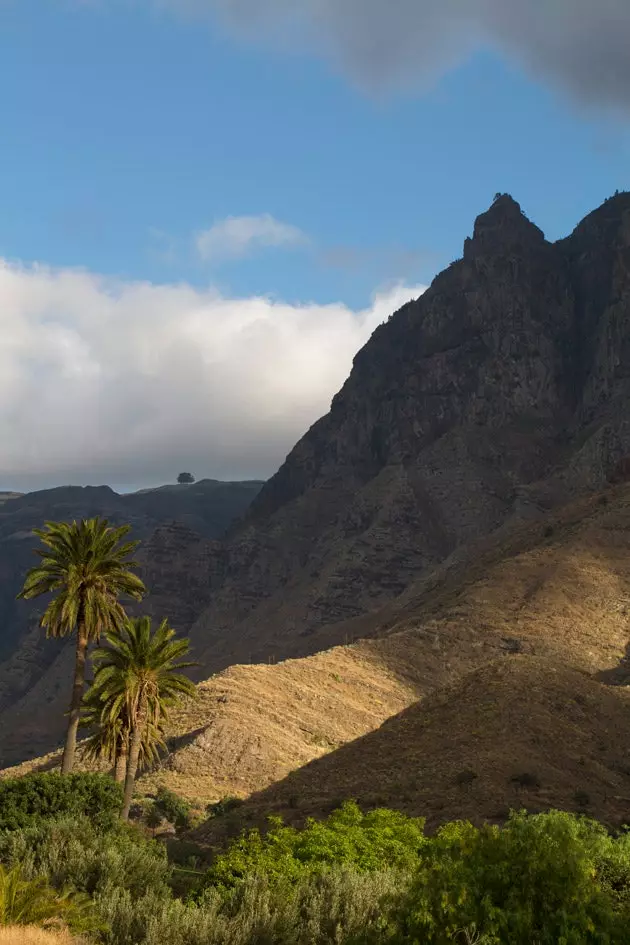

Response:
(173, 192), (630, 675)
(0, 479), (263, 765)
(5, 190), (630, 788)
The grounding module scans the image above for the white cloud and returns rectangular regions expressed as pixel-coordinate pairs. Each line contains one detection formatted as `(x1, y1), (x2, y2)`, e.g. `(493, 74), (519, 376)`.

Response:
(157, 0), (630, 109)
(0, 258), (424, 491)
(196, 214), (307, 263)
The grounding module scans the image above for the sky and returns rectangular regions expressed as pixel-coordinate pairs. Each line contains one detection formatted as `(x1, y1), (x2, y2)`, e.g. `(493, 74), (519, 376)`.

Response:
(1, 1), (630, 492)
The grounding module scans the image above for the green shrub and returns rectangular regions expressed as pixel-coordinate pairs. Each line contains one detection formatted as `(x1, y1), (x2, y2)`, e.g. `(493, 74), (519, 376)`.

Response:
(97, 868), (400, 945)
(388, 809), (626, 944)
(202, 800), (427, 891)
(0, 773), (122, 831)
(152, 787), (192, 830)
(206, 796), (243, 819)
(0, 815), (171, 900)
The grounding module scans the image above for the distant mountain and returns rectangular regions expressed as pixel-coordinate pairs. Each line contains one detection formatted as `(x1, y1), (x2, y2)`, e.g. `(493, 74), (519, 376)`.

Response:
(0, 478), (263, 765)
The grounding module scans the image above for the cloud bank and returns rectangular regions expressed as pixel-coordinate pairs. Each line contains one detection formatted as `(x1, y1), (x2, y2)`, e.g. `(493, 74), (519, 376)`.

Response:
(0, 258), (423, 491)
(196, 214), (307, 263)
(169, 0), (630, 109)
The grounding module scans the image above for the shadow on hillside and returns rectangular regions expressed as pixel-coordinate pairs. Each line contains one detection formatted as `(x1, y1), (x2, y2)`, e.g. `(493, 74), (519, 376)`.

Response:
(597, 641), (630, 686)
(190, 657), (630, 849)
(162, 726), (208, 757)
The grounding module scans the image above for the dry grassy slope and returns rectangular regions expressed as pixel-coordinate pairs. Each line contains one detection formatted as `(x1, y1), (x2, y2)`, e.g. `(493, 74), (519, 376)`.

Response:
(1, 644), (418, 803)
(192, 658), (630, 846)
(5, 485), (630, 827)
(0, 929), (81, 945)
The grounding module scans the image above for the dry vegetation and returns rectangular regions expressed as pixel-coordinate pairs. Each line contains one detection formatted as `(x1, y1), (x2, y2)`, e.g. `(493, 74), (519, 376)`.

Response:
(0, 928), (80, 945)
(192, 657), (630, 845)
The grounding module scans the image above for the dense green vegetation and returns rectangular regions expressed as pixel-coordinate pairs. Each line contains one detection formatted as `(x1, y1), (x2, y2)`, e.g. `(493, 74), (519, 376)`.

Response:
(202, 801), (427, 890)
(2, 775), (630, 943)
(0, 773), (123, 832)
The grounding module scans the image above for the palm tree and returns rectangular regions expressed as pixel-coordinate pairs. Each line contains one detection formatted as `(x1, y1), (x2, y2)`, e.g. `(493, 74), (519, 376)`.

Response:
(17, 518), (146, 774)
(91, 616), (196, 819)
(80, 682), (165, 783)
(0, 864), (99, 932)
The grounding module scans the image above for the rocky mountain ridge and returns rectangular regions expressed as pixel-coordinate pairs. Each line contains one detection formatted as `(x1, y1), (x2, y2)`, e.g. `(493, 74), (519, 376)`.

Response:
(182, 192), (630, 674)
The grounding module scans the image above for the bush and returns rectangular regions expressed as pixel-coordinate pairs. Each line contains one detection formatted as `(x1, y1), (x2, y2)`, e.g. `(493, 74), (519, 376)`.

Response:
(0, 816), (171, 900)
(202, 801), (427, 891)
(98, 869), (400, 945)
(206, 796), (243, 819)
(387, 809), (627, 944)
(152, 788), (192, 830)
(0, 863), (101, 934)
(0, 774), (122, 832)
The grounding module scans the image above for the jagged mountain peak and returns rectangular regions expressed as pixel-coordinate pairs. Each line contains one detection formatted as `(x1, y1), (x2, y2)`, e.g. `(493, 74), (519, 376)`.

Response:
(464, 193), (547, 260)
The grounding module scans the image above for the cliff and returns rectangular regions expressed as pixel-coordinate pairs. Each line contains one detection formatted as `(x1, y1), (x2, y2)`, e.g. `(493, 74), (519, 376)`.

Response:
(179, 192), (630, 673)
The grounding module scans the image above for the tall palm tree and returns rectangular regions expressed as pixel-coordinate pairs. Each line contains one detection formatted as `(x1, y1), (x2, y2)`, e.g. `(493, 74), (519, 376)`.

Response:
(80, 682), (165, 782)
(91, 616), (196, 819)
(17, 518), (146, 774)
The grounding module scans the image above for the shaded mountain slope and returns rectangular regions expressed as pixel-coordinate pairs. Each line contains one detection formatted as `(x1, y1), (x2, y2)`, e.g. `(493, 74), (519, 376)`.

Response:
(178, 193), (630, 679)
(191, 657), (630, 845)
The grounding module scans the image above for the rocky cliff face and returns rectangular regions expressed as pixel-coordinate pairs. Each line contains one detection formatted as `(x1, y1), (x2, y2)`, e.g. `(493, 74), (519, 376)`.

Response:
(184, 193), (630, 671)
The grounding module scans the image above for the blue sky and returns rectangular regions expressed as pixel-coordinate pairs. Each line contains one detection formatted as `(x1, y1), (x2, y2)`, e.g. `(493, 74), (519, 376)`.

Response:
(2, 1), (629, 306)
(1, 0), (630, 490)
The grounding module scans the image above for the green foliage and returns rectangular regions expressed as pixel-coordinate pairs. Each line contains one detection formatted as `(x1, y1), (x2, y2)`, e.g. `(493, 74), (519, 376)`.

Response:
(97, 869), (399, 945)
(177, 473), (195, 484)
(17, 518), (145, 643)
(152, 788), (192, 830)
(389, 809), (626, 944)
(2, 801), (630, 944)
(0, 773), (123, 832)
(202, 801), (427, 891)
(0, 863), (101, 932)
(0, 816), (171, 901)
(206, 796), (243, 819)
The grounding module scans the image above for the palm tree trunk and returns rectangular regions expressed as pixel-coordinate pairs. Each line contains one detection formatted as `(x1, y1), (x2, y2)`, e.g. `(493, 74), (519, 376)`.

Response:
(61, 609), (87, 775)
(121, 718), (143, 820)
(114, 746), (128, 784)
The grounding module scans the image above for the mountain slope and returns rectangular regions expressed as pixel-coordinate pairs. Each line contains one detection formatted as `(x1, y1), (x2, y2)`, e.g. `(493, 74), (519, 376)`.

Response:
(192, 658), (630, 845)
(5, 191), (630, 770)
(7, 482), (630, 832)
